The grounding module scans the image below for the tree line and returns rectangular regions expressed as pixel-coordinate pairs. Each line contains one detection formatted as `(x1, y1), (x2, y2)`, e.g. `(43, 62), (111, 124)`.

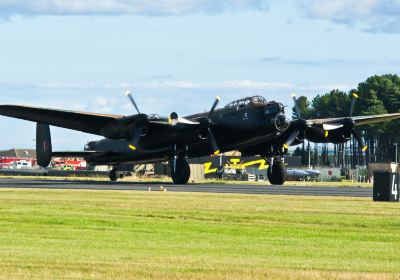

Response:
(292, 74), (400, 168)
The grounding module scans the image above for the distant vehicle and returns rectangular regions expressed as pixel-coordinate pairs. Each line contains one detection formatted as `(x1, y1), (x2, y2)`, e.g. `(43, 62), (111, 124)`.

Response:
(10, 160), (33, 169)
(286, 169), (309, 181)
(52, 158), (87, 171)
(0, 157), (36, 169)
(304, 170), (321, 181)
(286, 169), (321, 181)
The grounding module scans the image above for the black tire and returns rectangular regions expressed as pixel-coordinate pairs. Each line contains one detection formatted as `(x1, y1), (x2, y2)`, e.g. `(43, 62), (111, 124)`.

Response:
(109, 169), (118, 182)
(267, 160), (286, 185)
(171, 159), (191, 184)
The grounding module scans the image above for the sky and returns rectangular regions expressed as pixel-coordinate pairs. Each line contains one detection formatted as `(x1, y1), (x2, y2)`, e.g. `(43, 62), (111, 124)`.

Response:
(0, 0), (400, 150)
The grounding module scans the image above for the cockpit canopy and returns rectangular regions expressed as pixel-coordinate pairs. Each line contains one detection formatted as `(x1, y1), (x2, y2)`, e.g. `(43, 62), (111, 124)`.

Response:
(224, 96), (267, 109)
(264, 101), (285, 115)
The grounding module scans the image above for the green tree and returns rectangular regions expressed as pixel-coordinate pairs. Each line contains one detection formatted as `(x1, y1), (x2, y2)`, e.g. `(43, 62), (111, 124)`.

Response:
(292, 96), (312, 119)
(312, 89), (350, 118)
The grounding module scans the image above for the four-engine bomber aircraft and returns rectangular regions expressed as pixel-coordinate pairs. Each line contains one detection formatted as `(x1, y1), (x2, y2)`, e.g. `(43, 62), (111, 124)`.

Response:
(1, 92), (400, 185)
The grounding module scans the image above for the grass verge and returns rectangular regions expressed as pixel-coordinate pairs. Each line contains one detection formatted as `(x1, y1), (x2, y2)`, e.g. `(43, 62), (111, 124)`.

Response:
(0, 188), (398, 279)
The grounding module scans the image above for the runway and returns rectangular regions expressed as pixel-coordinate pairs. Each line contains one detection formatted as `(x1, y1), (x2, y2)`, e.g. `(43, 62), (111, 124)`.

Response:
(0, 178), (372, 197)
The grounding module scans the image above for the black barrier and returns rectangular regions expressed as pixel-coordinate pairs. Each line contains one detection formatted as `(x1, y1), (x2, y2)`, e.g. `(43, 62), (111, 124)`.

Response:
(0, 169), (109, 178)
(373, 171), (399, 202)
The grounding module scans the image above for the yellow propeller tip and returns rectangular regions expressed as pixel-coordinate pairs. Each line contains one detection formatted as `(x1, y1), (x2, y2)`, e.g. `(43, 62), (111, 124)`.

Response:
(362, 145), (368, 152)
(213, 150), (220, 155)
(325, 130), (329, 138)
(128, 144), (137, 151)
(216, 96), (221, 101)
(352, 93), (359, 99)
(283, 144), (289, 149)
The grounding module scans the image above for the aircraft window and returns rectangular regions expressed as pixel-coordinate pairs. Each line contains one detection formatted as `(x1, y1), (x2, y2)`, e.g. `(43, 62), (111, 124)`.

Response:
(225, 96), (266, 109)
(265, 105), (278, 115)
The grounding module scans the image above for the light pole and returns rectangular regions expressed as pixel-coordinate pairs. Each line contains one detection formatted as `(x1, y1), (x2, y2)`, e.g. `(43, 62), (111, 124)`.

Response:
(308, 141), (311, 169)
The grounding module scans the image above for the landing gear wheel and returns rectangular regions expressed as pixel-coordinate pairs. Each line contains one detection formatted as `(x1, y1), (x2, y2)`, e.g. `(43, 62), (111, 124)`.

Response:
(109, 168), (118, 182)
(171, 158), (191, 184)
(267, 160), (286, 185)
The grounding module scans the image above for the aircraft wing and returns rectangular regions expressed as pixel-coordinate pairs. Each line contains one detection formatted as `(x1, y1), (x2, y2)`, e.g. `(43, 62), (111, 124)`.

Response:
(0, 105), (126, 137)
(305, 113), (400, 126)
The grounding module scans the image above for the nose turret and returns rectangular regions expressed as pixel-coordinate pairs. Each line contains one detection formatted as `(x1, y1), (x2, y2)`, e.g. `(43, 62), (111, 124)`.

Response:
(273, 113), (289, 131)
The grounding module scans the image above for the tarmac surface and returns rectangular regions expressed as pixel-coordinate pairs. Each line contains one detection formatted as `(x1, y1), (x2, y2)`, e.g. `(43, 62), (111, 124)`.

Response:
(0, 178), (372, 198)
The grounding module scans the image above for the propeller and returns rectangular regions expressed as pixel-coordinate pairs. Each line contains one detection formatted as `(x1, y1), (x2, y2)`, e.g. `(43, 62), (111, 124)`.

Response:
(128, 126), (144, 151)
(200, 96), (221, 155)
(283, 130), (300, 151)
(125, 90), (141, 114)
(296, 90), (367, 161)
(282, 94), (307, 150)
(349, 91), (358, 117)
(125, 91), (148, 151)
(292, 94), (302, 120)
(348, 91), (368, 154)
(208, 96), (220, 119)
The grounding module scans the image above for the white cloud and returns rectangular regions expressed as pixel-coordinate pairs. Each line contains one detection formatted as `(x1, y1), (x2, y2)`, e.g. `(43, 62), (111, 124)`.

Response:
(140, 80), (293, 90)
(298, 0), (400, 33)
(95, 96), (109, 107)
(0, 0), (269, 17)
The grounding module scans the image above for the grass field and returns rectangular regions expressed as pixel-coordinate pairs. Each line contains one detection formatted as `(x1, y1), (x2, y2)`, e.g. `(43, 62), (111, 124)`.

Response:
(0, 189), (399, 279)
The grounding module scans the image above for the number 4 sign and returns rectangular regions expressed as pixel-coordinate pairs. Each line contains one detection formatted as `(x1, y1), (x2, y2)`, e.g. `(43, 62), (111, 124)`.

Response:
(391, 174), (399, 201)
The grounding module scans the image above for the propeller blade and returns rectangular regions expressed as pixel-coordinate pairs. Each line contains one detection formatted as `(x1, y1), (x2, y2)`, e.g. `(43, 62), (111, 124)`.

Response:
(208, 96), (220, 119)
(322, 123), (344, 131)
(352, 128), (368, 152)
(349, 92), (358, 117)
(125, 91), (141, 114)
(127, 126), (144, 151)
(283, 130), (300, 150)
(292, 94), (302, 120)
(207, 128), (220, 155)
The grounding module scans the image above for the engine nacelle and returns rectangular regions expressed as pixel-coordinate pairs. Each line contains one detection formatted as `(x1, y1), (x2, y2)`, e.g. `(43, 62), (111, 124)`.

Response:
(306, 126), (351, 144)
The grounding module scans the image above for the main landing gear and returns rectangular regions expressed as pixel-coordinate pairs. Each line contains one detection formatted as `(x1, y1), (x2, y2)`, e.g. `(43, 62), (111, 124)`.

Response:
(170, 145), (191, 184)
(170, 157), (191, 184)
(109, 168), (118, 182)
(266, 157), (286, 185)
(109, 167), (125, 182)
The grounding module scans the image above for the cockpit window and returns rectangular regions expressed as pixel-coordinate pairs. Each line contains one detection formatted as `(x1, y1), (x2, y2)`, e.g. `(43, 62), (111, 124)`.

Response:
(225, 95), (267, 109)
(265, 102), (283, 115)
(265, 106), (278, 115)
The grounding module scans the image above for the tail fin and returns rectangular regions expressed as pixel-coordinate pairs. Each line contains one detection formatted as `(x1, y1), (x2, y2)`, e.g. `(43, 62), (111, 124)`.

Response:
(36, 123), (52, 167)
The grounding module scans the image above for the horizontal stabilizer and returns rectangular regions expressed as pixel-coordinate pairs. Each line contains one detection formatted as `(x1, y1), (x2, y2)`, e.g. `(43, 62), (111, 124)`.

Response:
(52, 151), (109, 158)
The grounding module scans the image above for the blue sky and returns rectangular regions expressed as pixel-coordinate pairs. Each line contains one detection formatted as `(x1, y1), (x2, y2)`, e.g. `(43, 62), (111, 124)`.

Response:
(0, 0), (400, 150)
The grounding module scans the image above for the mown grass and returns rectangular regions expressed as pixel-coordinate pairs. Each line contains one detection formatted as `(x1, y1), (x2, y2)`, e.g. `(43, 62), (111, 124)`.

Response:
(0, 189), (398, 279)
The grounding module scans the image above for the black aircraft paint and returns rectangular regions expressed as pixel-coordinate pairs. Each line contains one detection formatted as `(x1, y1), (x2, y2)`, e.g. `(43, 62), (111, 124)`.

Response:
(1, 93), (400, 185)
